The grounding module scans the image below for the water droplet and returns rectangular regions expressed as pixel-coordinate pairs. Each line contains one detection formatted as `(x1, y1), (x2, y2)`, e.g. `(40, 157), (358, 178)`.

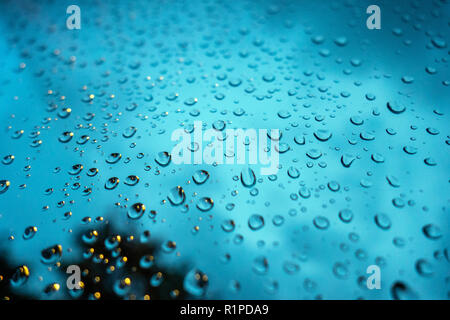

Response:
(314, 129), (332, 142)
(386, 175), (400, 187)
(350, 116), (364, 125)
(287, 166), (300, 179)
(77, 135), (90, 145)
(127, 203), (146, 220)
(332, 262), (349, 279)
(252, 256), (269, 274)
(334, 36), (348, 46)
(41, 244), (63, 264)
(192, 170), (210, 184)
(123, 126), (137, 138)
(0, 180), (11, 194)
(272, 215), (285, 226)
(283, 261), (300, 275)
(401, 75), (414, 84)
(431, 37), (447, 49)
(161, 240), (177, 253)
(106, 153), (122, 164)
(424, 157), (437, 166)
(375, 213), (391, 230)
(327, 181), (340, 192)
(196, 197), (214, 212)
(87, 168), (99, 177)
(23, 226), (38, 240)
(426, 127), (439, 135)
(139, 255), (154, 269)
(403, 146), (417, 155)
(155, 151), (171, 167)
(306, 149), (322, 160)
(415, 259), (434, 277)
(150, 272), (164, 286)
(371, 153), (385, 163)
(341, 154), (355, 168)
(391, 282), (418, 300)
(68, 164), (83, 175)
(58, 131), (74, 143)
(124, 175), (139, 186)
(294, 135), (306, 145)
(221, 219), (236, 232)
(105, 177), (120, 190)
(168, 186), (186, 205)
(338, 209), (353, 223)
(240, 167), (256, 188)
(183, 269), (209, 297)
(10, 265), (30, 288)
(299, 187), (311, 199)
(422, 224), (442, 240)
(277, 110), (291, 119)
(313, 216), (330, 230)
(248, 214), (265, 230)
(387, 101), (406, 114)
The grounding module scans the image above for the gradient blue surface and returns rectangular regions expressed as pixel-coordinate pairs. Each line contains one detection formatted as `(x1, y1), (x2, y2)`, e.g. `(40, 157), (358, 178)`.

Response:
(0, 0), (449, 299)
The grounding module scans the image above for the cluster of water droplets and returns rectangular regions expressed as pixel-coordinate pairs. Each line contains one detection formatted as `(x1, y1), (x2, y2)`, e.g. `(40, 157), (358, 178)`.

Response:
(0, 0), (448, 300)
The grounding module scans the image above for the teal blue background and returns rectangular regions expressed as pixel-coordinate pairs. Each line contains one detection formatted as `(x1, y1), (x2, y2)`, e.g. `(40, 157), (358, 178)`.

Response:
(0, 0), (449, 299)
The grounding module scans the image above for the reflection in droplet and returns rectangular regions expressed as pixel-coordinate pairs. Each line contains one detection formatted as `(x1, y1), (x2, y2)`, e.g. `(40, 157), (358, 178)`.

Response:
(41, 244), (63, 265)
(183, 269), (209, 297)
(2, 155), (15, 165)
(168, 186), (186, 206)
(127, 203), (146, 220)
(196, 197), (214, 212)
(10, 265), (30, 288)
(105, 177), (120, 190)
(106, 153), (122, 164)
(155, 151), (171, 167)
(124, 175), (139, 186)
(23, 226), (38, 240)
(0, 180), (10, 194)
(193, 170), (210, 185)
(58, 131), (74, 143)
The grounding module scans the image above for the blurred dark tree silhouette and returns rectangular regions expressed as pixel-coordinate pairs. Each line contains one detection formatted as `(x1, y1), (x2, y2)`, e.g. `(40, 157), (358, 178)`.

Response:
(61, 222), (189, 300)
(0, 221), (193, 300)
(0, 252), (37, 300)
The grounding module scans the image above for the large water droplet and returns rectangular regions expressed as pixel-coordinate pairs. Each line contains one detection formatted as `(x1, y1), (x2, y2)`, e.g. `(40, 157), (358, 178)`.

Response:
(422, 224), (442, 240)
(105, 177), (120, 190)
(127, 203), (146, 220)
(183, 269), (209, 297)
(248, 214), (265, 231)
(0, 180), (10, 194)
(155, 151), (171, 167)
(192, 170), (210, 185)
(387, 101), (406, 114)
(375, 213), (391, 230)
(41, 245), (63, 265)
(240, 167), (256, 188)
(313, 216), (330, 230)
(168, 186), (186, 205)
(10, 265), (30, 288)
(196, 197), (214, 212)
